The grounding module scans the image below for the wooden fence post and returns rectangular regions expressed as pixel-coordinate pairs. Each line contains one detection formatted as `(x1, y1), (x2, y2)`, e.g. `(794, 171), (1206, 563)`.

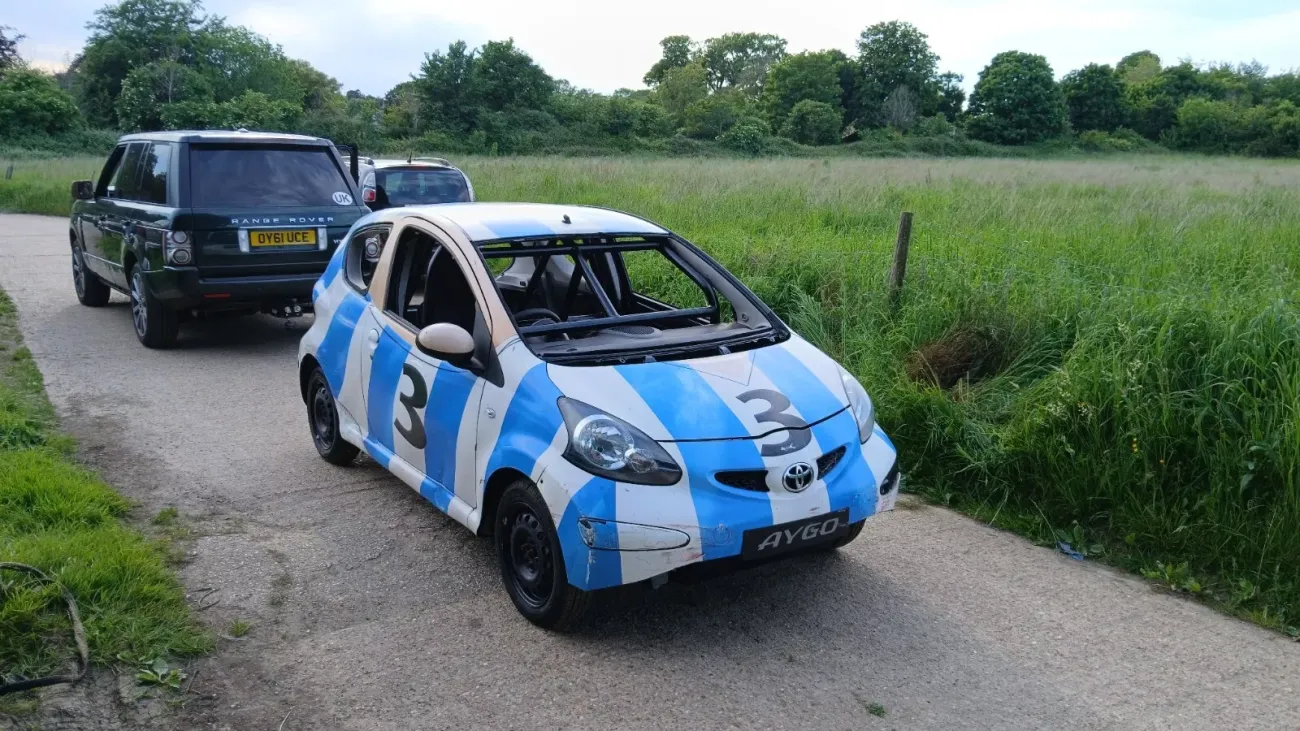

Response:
(888, 211), (913, 311)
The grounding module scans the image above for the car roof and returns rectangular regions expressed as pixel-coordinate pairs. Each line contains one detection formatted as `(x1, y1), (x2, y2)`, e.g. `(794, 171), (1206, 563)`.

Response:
(369, 158), (459, 170)
(117, 129), (330, 145)
(366, 203), (669, 243)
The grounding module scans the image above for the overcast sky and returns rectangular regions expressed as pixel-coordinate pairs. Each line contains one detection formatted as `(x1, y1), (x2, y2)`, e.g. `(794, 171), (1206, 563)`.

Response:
(12, 0), (1300, 95)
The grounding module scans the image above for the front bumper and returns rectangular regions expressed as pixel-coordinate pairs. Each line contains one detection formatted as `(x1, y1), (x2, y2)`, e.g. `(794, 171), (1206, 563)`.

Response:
(546, 421), (901, 592)
(145, 267), (321, 310)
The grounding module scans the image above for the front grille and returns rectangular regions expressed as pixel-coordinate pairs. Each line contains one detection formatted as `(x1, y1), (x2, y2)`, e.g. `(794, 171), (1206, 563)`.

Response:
(715, 445), (850, 493)
(715, 469), (768, 492)
(816, 446), (847, 480)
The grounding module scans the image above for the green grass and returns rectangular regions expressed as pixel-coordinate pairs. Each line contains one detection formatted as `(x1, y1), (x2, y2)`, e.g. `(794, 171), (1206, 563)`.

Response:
(0, 290), (211, 688)
(0, 156), (102, 217)
(3, 153), (1299, 630)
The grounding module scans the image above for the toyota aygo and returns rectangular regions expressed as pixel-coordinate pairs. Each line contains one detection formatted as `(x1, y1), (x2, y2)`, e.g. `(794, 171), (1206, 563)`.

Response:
(298, 203), (900, 629)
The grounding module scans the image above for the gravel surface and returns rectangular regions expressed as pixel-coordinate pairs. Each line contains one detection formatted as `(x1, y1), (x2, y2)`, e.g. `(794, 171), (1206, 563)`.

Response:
(2, 213), (1297, 730)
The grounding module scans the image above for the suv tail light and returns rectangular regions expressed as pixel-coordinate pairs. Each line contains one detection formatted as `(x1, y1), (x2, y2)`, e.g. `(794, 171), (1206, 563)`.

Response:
(362, 187), (376, 203)
(165, 231), (193, 266)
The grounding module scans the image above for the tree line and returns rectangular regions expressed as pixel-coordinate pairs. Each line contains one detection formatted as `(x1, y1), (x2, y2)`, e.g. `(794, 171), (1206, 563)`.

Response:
(1, 0), (1298, 158)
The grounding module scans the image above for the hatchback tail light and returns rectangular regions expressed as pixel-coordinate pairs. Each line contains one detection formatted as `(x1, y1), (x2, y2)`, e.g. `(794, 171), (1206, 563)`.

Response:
(165, 230), (193, 266)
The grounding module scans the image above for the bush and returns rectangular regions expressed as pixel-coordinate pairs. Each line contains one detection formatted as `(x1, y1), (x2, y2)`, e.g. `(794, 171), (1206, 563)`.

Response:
(1169, 97), (1245, 153)
(717, 117), (770, 155)
(782, 100), (841, 145)
(911, 114), (956, 137)
(0, 69), (83, 138)
(681, 94), (745, 140)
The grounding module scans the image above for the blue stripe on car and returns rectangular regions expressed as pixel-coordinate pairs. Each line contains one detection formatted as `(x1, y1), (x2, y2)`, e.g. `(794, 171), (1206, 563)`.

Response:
(366, 328), (411, 456)
(556, 477), (622, 590)
(319, 248), (344, 290)
(615, 363), (768, 560)
(483, 364), (564, 481)
(423, 366), (477, 495)
(316, 293), (367, 395)
(753, 346), (877, 520)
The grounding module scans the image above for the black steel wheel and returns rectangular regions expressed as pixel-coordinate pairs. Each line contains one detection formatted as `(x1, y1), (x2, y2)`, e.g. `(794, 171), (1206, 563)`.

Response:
(496, 480), (589, 630)
(129, 269), (178, 348)
(307, 368), (359, 465)
(72, 243), (110, 307)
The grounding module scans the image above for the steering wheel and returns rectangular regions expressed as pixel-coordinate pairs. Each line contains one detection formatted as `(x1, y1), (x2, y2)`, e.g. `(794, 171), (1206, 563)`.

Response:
(514, 307), (562, 324)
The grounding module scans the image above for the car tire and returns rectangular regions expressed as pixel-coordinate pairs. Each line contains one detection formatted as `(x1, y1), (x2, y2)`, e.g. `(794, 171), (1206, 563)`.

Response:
(827, 520), (865, 550)
(496, 479), (590, 630)
(72, 243), (110, 307)
(306, 367), (359, 466)
(129, 268), (179, 348)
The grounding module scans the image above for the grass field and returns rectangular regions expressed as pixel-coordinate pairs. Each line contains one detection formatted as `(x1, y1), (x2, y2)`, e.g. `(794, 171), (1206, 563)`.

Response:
(0, 289), (210, 693)
(3, 152), (1299, 632)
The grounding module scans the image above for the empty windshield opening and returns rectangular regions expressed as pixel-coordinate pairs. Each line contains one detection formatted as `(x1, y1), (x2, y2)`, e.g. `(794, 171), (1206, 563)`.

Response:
(190, 145), (354, 208)
(481, 235), (782, 364)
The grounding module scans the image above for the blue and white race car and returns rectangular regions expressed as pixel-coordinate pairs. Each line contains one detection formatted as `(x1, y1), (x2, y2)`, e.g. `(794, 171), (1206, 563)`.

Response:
(298, 203), (899, 628)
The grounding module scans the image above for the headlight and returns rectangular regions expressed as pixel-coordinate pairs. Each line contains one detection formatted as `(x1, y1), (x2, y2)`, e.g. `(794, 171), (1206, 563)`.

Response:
(558, 398), (682, 485)
(840, 370), (876, 443)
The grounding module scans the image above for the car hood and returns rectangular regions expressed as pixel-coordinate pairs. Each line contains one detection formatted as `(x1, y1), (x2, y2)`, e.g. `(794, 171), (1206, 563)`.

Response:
(545, 336), (851, 443)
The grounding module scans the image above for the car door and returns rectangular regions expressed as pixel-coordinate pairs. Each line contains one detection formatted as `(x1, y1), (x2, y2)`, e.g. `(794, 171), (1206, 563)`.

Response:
(95, 141), (148, 288)
(80, 145), (129, 282)
(360, 224), (487, 516)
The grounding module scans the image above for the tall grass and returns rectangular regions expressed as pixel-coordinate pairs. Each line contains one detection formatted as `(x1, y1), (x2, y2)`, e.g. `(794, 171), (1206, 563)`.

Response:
(3, 152), (1298, 628)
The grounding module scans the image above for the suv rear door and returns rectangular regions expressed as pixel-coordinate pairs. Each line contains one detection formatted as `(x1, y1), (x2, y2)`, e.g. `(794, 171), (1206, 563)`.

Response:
(179, 143), (365, 278)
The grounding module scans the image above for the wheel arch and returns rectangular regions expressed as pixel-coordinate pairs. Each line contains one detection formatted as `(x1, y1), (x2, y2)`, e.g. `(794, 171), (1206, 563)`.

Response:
(477, 467), (530, 537)
(299, 354), (321, 405)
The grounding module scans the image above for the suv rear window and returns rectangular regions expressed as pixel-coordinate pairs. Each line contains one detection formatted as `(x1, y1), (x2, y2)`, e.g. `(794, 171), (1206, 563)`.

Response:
(376, 168), (471, 206)
(190, 145), (354, 208)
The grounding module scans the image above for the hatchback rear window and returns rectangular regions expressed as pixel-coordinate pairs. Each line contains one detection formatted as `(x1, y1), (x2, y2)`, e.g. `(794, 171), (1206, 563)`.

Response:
(375, 168), (471, 206)
(190, 145), (354, 208)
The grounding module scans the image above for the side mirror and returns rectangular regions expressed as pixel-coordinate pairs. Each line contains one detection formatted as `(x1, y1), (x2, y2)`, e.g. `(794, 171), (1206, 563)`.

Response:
(416, 322), (475, 368)
(71, 180), (94, 201)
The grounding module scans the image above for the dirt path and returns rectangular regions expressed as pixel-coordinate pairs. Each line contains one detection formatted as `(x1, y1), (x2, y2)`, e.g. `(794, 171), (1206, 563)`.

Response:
(2, 213), (1297, 730)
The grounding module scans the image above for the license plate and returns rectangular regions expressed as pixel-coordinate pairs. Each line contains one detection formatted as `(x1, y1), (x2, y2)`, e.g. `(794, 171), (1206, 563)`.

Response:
(249, 228), (317, 248)
(741, 509), (850, 560)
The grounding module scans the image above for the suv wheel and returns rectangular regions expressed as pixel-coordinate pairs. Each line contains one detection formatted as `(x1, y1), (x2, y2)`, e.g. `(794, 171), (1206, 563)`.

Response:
(72, 243), (110, 307)
(129, 268), (179, 348)
(306, 367), (359, 465)
(496, 480), (590, 630)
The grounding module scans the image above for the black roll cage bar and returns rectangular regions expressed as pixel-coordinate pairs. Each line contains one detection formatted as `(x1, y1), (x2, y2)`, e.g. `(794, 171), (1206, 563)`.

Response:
(476, 234), (722, 337)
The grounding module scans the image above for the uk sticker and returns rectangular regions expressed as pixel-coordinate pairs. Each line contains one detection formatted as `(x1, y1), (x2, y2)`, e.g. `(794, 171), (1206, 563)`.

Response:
(332, 191), (354, 205)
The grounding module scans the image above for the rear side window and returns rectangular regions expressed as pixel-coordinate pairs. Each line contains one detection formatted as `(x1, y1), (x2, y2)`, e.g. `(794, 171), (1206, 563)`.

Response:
(189, 145), (354, 208)
(136, 143), (172, 205)
(108, 142), (146, 200)
(375, 168), (471, 206)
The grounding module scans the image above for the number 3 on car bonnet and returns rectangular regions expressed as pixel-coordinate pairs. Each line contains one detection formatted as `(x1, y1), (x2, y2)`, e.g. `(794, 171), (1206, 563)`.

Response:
(297, 203), (901, 629)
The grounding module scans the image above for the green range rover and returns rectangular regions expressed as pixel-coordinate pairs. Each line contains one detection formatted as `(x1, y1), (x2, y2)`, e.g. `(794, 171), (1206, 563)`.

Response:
(69, 130), (369, 348)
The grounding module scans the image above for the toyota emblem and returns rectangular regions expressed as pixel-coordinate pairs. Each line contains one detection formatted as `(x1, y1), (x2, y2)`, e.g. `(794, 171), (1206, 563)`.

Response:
(782, 462), (814, 492)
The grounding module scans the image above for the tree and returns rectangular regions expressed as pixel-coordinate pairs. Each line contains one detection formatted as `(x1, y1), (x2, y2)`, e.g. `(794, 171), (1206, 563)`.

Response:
(760, 50), (844, 129)
(700, 33), (787, 97)
(1117, 51), (1161, 85)
(417, 40), (479, 133)
(966, 51), (1067, 144)
(471, 39), (552, 112)
(1169, 97), (1244, 153)
(71, 0), (208, 125)
(652, 62), (708, 122)
(643, 35), (695, 87)
(782, 100), (841, 144)
(936, 71), (965, 121)
(880, 84), (919, 130)
(680, 92), (746, 139)
(0, 68), (84, 136)
(853, 21), (940, 125)
(1060, 63), (1127, 132)
(0, 26), (23, 73)
(116, 60), (213, 130)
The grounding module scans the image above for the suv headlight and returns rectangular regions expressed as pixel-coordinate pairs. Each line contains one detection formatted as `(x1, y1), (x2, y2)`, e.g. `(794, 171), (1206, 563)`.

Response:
(558, 398), (682, 486)
(840, 370), (876, 443)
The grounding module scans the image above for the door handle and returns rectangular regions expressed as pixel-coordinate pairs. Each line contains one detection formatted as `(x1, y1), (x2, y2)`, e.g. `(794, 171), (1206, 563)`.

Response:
(366, 329), (379, 358)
